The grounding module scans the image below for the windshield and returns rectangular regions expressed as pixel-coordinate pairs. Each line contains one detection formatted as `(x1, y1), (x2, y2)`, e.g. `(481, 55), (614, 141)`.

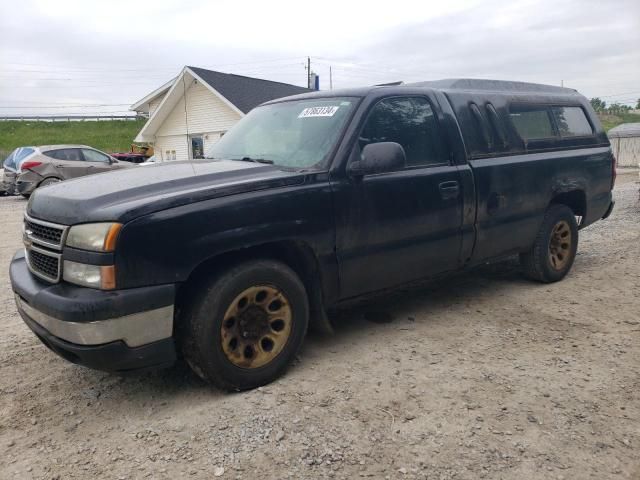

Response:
(206, 97), (357, 169)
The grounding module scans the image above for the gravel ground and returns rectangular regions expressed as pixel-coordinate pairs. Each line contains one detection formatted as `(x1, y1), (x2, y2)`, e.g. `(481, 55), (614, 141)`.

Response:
(1, 172), (638, 480)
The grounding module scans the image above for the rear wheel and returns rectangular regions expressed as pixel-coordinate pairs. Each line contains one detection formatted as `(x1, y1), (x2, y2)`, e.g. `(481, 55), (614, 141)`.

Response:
(39, 177), (61, 188)
(520, 205), (578, 283)
(180, 259), (309, 391)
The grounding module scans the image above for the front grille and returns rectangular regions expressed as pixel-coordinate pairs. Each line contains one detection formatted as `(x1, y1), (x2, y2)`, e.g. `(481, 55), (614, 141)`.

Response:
(23, 214), (68, 250)
(25, 219), (63, 245)
(27, 248), (61, 282)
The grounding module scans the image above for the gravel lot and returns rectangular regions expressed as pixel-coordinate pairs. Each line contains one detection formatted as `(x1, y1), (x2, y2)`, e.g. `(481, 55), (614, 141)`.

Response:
(1, 172), (638, 480)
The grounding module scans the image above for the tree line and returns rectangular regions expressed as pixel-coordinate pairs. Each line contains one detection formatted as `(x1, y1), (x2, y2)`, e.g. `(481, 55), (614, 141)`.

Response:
(590, 98), (640, 114)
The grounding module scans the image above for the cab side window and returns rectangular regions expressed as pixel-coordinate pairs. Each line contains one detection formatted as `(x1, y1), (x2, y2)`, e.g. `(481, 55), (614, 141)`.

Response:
(82, 149), (111, 163)
(359, 97), (448, 168)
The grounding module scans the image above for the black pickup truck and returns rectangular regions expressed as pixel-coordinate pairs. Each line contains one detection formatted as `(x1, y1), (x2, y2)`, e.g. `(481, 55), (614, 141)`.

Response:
(10, 79), (615, 390)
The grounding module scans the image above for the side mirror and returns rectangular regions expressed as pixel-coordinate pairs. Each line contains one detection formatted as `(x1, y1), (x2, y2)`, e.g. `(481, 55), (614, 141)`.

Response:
(348, 142), (406, 177)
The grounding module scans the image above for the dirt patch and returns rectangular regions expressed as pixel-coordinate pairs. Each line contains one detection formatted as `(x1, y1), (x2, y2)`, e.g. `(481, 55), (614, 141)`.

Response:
(1, 172), (639, 479)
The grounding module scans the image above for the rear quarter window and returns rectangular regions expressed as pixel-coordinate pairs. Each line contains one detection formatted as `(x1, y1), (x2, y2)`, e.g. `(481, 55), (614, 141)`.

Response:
(509, 106), (554, 140)
(552, 106), (593, 137)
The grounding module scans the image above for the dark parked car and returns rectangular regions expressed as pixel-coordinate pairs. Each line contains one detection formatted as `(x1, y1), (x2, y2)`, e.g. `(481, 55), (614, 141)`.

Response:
(110, 152), (148, 163)
(10, 79), (615, 391)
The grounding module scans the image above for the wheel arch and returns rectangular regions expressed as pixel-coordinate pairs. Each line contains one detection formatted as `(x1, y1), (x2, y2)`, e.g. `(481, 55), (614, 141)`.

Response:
(550, 189), (586, 220)
(176, 240), (333, 335)
(38, 176), (63, 187)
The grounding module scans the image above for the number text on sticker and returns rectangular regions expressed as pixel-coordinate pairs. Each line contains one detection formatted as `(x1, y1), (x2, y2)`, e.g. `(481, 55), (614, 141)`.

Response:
(298, 106), (339, 118)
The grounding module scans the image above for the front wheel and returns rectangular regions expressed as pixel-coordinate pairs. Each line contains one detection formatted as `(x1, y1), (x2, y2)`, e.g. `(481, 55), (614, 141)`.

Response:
(520, 204), (578, 283)
(180, 259), (309, 391)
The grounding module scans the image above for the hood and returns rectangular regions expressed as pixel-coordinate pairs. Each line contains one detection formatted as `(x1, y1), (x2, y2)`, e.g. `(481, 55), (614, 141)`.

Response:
(28, 160), (305, 225)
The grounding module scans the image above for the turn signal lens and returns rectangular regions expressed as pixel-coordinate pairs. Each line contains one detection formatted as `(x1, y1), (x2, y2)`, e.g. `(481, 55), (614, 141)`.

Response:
(103, 224), (122, 252)
(100, 266), (116, 290)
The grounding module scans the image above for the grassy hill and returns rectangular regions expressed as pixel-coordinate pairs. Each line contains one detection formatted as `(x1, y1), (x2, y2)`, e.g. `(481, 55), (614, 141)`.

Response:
(0, 119), (146, 162)
(598, 112), (640, 132)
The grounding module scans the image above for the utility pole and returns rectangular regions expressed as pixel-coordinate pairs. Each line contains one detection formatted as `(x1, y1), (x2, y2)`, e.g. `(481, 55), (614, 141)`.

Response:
(307, 56), (311, 89)
(330, 66), (333, 90)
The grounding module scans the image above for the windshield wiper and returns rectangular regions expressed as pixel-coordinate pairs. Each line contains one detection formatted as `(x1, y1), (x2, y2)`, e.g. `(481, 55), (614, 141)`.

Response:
(235, 156), (274, 165)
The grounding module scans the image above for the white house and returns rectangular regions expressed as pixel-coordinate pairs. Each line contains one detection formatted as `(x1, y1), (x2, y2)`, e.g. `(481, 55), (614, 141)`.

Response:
(131, 66), (311, 162)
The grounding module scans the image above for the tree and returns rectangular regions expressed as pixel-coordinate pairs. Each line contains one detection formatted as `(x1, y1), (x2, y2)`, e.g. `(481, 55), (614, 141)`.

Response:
(590, 98), (606, 112)
(636, 98), (640, 110)
(608, 102), (624, 115)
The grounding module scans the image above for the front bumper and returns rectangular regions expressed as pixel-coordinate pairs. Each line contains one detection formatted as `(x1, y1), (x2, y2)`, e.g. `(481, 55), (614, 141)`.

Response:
(10, 250), (177, 372)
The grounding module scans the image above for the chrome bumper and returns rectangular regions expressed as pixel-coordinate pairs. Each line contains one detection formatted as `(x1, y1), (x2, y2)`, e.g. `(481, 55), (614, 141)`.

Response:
(15, 294), (173, 348)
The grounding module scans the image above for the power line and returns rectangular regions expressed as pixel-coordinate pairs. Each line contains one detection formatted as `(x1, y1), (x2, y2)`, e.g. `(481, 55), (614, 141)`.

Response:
(1, 57), (304, 73)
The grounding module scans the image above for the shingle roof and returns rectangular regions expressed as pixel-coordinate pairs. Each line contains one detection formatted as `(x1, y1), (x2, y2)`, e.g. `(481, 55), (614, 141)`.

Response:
(608, 123), (640, 138)
(187, 66), (313, 114)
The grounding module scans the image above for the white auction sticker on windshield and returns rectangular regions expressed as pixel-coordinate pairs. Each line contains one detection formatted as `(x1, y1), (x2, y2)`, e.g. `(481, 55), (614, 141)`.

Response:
(298, 106), (339, 118)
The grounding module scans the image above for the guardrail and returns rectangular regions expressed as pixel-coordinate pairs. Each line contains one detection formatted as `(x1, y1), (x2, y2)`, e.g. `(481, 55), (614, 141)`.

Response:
(0, 115), (144, 122)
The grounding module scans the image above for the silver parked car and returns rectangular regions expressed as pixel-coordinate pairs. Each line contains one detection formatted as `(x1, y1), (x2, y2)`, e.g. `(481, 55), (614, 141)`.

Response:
(12, 145), (132, 197)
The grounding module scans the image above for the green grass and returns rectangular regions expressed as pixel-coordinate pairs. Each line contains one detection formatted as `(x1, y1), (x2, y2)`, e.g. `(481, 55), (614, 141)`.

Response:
(0, 119), (147, 162)
(598, 112), (640, 132)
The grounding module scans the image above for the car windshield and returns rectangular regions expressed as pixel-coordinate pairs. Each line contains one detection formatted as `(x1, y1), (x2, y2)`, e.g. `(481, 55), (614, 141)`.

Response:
(206, 97), (357, 169)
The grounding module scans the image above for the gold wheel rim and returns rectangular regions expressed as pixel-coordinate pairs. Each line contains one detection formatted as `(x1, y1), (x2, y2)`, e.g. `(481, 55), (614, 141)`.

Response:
(548, 220), (572, 270)
(221, 285), (292, 369)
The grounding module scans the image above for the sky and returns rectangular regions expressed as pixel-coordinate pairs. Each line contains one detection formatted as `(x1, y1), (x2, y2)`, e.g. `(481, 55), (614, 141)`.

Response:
(0, 0), (639, 116)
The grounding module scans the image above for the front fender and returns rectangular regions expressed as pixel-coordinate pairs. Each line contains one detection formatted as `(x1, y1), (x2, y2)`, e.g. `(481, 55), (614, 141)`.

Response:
(114, 182), (338, 300)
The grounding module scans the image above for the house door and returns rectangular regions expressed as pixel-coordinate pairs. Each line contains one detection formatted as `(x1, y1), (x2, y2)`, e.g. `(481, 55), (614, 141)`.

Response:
(191, 136), (204, 159)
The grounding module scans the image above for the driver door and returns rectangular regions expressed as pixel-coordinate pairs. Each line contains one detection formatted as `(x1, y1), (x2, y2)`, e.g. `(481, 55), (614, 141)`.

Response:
(334, 95), (465, 298)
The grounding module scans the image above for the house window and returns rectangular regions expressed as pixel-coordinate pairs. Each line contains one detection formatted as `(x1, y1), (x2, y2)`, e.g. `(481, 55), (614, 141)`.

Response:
(191, 136), (204, 159)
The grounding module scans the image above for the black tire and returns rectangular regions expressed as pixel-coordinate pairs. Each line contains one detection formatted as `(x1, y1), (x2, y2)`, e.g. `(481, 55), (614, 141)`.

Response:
(180, 259), (309, 391)
(39, 177), (61, 188)
(21, 194), (30, 199)
(520, 204), (578, 283)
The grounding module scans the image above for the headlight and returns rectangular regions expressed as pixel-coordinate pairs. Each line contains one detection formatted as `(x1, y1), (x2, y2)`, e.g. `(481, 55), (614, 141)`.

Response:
(63, 261), (116, 290)
(66, 223), (122, 252)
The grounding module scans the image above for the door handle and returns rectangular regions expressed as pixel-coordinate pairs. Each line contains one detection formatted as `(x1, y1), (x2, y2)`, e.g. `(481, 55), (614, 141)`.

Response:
(439, 181), (460, 199)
